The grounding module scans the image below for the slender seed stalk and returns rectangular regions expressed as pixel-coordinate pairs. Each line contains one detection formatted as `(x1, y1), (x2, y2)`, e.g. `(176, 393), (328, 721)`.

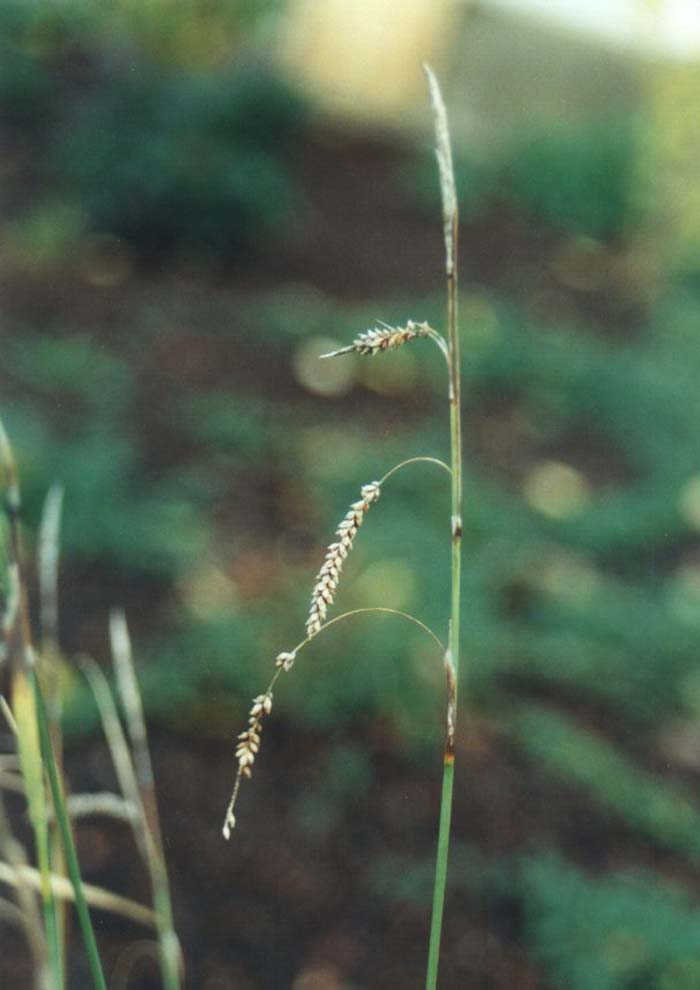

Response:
(221, 449), (455, 835)
(222, 605), (445, 838)
(424, 64), (462, 990)
(220, 68), (463, 989)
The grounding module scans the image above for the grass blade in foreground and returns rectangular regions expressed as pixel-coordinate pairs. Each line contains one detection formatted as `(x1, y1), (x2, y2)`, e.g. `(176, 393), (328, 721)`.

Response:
(110, 611), (182, 990)
(33, 674), (108, 990)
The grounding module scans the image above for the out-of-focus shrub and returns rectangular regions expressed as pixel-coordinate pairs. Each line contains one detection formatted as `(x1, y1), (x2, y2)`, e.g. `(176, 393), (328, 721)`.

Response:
(406, 114), (641, 240)
(53, 64), (305, 260)
(504, 116), (642, 240)
(522, 853), (700, 990)
(0, 0), (305, 261)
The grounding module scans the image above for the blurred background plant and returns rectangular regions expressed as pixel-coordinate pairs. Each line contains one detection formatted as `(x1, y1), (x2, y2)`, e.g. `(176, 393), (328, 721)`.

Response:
(2, 0), (700, 987)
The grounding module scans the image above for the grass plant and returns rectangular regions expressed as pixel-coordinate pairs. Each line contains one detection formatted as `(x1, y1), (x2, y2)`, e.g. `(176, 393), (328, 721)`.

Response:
(222, 67), (463, 988)
(0, 417), (181, 989)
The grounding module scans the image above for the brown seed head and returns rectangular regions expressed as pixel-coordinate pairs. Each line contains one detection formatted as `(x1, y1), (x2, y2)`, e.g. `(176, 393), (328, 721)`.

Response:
(320, 321), (432, 358)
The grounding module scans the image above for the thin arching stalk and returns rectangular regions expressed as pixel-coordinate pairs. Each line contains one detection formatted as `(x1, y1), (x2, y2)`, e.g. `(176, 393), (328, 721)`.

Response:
(222, 606), (445, 837)
(378, 456), (451, 486)
(424, 65), (462, 990)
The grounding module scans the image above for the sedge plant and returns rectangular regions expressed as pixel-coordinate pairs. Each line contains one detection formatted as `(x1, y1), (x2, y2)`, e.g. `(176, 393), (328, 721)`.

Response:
(222, 67), (462, 988)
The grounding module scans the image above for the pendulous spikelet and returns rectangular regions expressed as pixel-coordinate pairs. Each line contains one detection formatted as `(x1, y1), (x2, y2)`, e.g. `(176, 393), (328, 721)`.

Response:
(235, 692), (273, 778)
(320, 320), (432, 358)
(306, 481), (380, 637)
(223, 480), (382, 837)
(223, 691), (275, 839)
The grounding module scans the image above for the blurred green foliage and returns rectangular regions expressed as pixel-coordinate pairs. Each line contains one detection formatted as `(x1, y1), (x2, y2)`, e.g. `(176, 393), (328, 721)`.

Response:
(0, 0), (303, 261)
(2, 333), (207, 573)
(504, 116), (642, 239)
(368, 842), (700, 988)
(407, 114), (642, 239)
(522, 853), (700, 990)
(514, 705), (700, 859)
(54, 66), (304, 259)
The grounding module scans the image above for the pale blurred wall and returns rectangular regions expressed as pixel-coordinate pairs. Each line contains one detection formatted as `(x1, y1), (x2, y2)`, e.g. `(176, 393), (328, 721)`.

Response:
(640, 62), (700, 267)
(277, 0), (642, 141)
(277, 0), (700, 265)
(280, 0), (458, 125)
(277, 1), (698, 136)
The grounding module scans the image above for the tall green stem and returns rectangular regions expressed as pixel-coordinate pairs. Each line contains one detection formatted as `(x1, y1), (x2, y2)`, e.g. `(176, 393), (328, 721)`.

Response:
(424, 66), (461, 990)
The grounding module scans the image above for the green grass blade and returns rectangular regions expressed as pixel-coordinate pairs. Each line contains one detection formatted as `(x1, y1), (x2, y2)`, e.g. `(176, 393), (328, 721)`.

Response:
(12, 663), (63, 990)
(32, 671), (107, 990)
(110, 611), (182, 989)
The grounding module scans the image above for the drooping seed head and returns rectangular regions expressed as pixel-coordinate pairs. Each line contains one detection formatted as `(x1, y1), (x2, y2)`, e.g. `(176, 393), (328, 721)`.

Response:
(306, 481), (381, 638)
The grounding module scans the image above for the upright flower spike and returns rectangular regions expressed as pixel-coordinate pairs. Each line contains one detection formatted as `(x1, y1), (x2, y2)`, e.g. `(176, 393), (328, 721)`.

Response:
(306, 481), (381, 638)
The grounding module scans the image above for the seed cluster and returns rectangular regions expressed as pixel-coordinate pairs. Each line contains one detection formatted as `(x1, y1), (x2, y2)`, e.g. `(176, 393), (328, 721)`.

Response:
(235, 692), (273, 779)
(306, 481), (381, 637)
(321, 321), (432, 358)
(275, 650), (296, 671)
(223, 479), (383, 837)
(224, 690), (276, 837)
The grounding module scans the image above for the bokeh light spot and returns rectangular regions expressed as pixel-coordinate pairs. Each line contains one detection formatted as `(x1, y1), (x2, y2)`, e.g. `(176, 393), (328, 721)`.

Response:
(179, 564), (238, 618)
(679, 475), (700, 529)
(603, 929), (650, 973)
(523, 460), (591, 518)
(666, 564), (700, 624)
(79, 233), (132, 287)
(293, 337), (357, 396)
(361, 348), (418, 395)
(535, 549), (601, 605)
(292, 965), (342, 990)
(353, 558), (417, 611)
